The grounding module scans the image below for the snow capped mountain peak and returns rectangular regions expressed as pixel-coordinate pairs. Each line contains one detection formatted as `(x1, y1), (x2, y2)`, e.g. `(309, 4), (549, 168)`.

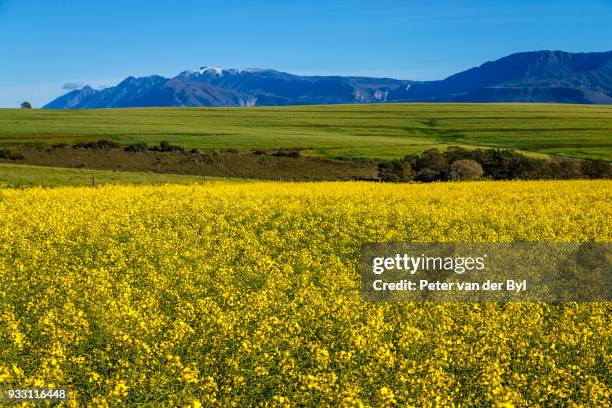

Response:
(199, 66), (224, 75)
(182, 66), (270, 77)
(180, 66), (223, 77)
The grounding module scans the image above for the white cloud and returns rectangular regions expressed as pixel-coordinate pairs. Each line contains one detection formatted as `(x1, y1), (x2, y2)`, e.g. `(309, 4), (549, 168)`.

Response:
(62, 82), (84, 90)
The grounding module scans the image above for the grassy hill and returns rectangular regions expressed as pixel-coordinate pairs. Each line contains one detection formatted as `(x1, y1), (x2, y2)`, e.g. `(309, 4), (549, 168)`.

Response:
(0, 103), (611, 160)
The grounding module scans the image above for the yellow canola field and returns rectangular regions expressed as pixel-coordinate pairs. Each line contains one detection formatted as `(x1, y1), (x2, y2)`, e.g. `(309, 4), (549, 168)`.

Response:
(0, 180), (610, 407)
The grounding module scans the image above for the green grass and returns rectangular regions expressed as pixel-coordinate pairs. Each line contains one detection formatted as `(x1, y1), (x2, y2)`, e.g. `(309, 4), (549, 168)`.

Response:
(1, 103), (611, 160)
(0, 163), (214, 187)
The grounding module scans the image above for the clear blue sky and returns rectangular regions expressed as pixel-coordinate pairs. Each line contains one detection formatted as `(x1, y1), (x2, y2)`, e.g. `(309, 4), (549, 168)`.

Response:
(1, 0), (611, 107)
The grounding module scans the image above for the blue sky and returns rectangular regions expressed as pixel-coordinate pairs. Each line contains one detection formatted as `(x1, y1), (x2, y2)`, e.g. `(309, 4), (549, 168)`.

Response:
(1, 0), (611, 107)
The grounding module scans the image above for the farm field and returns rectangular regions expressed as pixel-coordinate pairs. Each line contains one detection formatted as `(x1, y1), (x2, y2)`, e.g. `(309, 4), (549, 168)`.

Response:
(0, 180), (610, 406)
(1, 103), (611, 161)
(0, 163), (213, 187)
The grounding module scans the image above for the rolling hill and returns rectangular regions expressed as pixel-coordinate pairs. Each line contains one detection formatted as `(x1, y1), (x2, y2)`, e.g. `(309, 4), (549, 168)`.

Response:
(3, 103), (611, 161)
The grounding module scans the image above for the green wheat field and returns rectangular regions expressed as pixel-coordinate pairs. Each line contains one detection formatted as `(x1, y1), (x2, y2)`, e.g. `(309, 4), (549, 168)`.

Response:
(1, 103), (611, 160)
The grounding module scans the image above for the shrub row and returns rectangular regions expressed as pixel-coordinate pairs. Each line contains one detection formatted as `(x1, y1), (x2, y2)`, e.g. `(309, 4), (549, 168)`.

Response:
(148, 140), (185, 152)
(0, 149), (24, 160)
(70, 139), (186, 153)
(73, 139), (121, 150)
(252, 148), (302, 158)
(379, 146), (611, 182)
(125, 140), (185, 152)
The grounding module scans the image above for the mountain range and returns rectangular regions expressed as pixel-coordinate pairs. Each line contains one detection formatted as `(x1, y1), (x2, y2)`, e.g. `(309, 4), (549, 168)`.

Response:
(44, 50), (612, 109)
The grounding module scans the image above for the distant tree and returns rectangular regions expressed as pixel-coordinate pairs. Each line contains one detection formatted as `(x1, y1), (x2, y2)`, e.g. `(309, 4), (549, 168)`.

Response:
(378, 160), (401, 182)
(399, 161), (416, 181)
(549, 158), (583, 179)
(20, 102), (32, 109)
(416, 149), (447, 172)
(449, 159), (485, 181)
(414, 148), (448, 181)
(443, 146), (474, 163)
(154, 140), (184, 152)
(474, 149), (530, 180)
(160, 140), (171, 151)
(378, 160), (415, 182)
(581, 159), (612, 179)
(516, 157), (551, 180)
(415, 168), (440, 182)
(125, 142), (148, 152)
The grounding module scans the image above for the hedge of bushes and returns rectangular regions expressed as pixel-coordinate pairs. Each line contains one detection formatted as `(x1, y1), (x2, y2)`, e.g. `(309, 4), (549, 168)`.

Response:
(0, 149), (24, 161)
(378, 146), (611, 182)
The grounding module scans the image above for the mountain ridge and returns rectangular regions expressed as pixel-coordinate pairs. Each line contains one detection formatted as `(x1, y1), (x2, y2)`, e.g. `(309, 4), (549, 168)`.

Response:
(44, 50), (612, 108)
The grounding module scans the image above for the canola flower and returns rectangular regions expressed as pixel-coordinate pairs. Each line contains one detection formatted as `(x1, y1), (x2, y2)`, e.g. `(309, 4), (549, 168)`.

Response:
(0, 180), (610, 407)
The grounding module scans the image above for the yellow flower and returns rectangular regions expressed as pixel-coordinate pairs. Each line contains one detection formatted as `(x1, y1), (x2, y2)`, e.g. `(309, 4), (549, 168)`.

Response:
(181, 366), (200, 384)
(111, 380), (128, 397)
(0, 180), (608, 406)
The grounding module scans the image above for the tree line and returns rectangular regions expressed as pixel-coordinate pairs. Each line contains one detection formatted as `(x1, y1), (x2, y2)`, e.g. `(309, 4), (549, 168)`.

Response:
(378, 146), (611, 182)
